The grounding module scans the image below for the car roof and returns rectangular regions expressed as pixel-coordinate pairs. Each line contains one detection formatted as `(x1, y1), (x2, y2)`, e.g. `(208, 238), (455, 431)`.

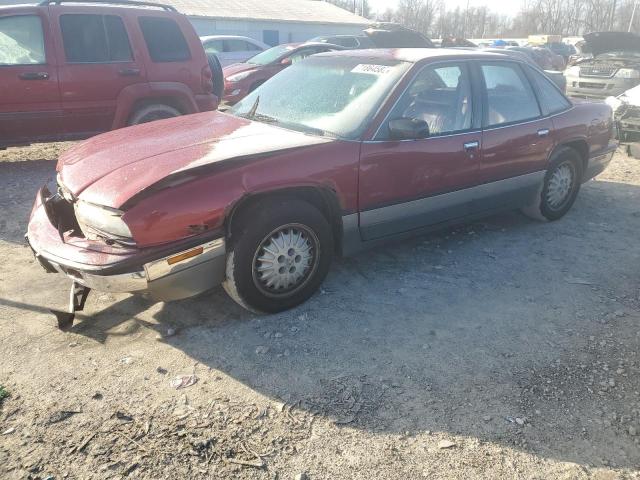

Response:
(200, 35), (261, 42)
(0, 3), (177, 14)
(313, 48), (512, 63)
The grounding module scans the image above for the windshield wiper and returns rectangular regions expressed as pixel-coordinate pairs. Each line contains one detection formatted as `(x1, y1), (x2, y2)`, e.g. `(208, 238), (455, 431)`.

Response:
(247, 95), (259, 119)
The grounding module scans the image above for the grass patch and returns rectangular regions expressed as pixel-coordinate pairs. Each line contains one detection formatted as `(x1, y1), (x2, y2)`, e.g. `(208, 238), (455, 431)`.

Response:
(0, 385), (8, 403)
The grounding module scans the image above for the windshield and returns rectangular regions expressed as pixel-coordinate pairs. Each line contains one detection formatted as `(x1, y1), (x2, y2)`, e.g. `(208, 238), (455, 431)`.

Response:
(229, 56), (411, 140)
(247, 45), (293, 65)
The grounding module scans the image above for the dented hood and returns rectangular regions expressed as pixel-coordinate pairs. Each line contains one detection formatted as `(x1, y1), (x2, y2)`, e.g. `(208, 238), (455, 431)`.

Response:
(58, 111), (332, 208)
(583, 32), (640, 57)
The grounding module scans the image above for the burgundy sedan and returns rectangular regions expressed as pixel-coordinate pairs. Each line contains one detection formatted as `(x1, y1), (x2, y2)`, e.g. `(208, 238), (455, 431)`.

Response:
(221, 42), (344, 105)
(27, 49), (616, 328)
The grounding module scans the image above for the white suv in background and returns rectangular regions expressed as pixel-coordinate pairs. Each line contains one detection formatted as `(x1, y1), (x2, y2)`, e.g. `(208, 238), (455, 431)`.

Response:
(200, 35), (269, 66)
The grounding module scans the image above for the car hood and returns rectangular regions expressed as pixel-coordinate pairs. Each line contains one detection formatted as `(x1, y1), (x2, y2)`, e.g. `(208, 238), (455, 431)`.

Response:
(57, 111), (332, 208)
(223, 62), (260, 77)
(584, 32), (640, 57)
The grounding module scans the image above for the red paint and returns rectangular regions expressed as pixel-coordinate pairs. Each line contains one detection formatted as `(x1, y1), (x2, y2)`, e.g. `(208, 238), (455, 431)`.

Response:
(30, 50), (615, 259)
(0, 4), (218, 148)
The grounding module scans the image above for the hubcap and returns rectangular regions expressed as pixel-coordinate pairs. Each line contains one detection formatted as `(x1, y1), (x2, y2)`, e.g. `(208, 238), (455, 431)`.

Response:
(546, 162), (574, 210)
(252, 224), (319, 297)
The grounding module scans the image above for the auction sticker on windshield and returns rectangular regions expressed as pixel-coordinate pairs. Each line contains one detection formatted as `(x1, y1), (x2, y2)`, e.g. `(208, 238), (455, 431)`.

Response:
(352, 64), (394, 75)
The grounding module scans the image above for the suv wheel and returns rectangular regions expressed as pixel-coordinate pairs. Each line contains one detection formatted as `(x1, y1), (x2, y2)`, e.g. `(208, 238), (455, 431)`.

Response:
(223, 198), (334, 313)
(128, 104), (181, 126)
(522, 147), (582, 221)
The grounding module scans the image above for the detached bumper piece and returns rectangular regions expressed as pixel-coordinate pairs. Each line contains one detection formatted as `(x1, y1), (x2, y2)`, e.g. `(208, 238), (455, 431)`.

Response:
(52, 282), (91, 331)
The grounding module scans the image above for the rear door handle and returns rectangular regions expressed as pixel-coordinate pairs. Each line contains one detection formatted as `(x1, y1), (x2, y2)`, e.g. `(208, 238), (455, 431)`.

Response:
(118, 68), (140, 77)
(464, 141), (480, 152)
(537, 129), (550, 137)
(19, 72), (49, 80)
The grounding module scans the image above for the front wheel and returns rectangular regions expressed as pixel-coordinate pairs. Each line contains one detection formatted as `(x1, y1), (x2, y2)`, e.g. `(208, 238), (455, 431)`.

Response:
(522, 147), (582, 221)
(223, 198), (334, 313)
(128, 104), (181, 126)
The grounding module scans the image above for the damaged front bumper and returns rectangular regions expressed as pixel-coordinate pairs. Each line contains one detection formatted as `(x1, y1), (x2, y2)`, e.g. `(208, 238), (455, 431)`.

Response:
(26, 186), (227, 309)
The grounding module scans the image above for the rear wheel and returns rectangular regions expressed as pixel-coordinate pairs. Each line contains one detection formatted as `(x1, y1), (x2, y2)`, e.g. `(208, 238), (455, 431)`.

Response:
(128, 104), (181, 126)
(522, 147), (582, 221)
(223, 198), (334, 313)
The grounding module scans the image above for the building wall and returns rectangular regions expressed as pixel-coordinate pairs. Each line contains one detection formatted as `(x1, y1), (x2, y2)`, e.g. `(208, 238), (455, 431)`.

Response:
(189, 18), (365, 44)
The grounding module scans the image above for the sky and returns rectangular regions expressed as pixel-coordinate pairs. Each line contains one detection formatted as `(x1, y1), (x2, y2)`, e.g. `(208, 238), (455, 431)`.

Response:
(367, 0), (525, 18)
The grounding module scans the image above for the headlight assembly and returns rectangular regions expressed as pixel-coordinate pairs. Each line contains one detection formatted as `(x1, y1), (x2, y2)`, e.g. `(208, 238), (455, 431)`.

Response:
(74, 201), (134, 244)
(615, 68), (640, 79)
(226, 71), (253, 82)
(564, 65), (580, 77)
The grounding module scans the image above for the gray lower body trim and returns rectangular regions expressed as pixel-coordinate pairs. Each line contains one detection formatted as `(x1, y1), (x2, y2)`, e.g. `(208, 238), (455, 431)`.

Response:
(359, 171), (545, 241)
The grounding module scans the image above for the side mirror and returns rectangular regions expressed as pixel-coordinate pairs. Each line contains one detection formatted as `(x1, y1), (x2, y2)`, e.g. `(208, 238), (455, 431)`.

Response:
(388, 118), (429, 140)
(280, 57), (292, 66)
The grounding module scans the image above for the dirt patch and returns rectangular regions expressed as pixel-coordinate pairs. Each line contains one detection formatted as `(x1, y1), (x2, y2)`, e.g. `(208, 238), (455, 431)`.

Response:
(1, 145), (639, 479)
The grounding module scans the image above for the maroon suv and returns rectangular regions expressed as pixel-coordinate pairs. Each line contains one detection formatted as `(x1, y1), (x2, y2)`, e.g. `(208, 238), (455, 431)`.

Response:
(0, 0), (218, 149)
(26, 49), (616, 328)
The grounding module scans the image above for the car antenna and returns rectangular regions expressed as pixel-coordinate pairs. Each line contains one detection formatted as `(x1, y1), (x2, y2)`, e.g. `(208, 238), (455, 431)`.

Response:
(247, 95), (259, 119)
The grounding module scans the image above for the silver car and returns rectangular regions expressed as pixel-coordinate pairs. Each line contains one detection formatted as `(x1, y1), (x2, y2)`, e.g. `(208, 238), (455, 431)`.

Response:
(201, 35), (270, 67)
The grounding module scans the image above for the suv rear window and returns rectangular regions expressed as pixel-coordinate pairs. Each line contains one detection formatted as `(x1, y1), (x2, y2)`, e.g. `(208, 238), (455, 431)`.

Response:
(138, 17), (190, 62)
(60, 14), (132, 63)
(0, 15), (45, 65)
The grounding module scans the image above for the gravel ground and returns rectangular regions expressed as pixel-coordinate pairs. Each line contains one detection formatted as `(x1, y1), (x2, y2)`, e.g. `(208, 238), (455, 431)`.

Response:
(1, 142), (639, 480)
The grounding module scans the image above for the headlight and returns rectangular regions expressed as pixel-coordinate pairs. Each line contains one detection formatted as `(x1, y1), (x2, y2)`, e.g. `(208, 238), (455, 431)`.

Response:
(74, 201), (133, 242)
(615, 68), (640, 79)
(226, 71), (253, 82)
(565, 65), (580, 77)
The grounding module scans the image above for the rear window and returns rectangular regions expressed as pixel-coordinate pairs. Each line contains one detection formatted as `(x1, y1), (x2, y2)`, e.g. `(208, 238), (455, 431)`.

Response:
(138, 16), (190, 62)
(0, 15), (45, 65)
(60, 14), (132, 63)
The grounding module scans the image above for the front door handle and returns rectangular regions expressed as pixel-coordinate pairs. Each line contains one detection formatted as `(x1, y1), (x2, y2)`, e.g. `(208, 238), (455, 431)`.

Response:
(464, 141), (480, 152)
(19, 72), (49, 80)
(537, 129), (550, 137)
(118, 68), (140, 77)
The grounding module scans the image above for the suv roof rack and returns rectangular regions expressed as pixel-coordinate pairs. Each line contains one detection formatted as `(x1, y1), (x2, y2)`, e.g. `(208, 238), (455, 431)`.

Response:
(39, 0), (177, 12)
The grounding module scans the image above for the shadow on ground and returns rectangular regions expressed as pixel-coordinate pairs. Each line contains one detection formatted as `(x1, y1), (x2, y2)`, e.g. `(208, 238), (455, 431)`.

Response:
(3, 157), (640, 470)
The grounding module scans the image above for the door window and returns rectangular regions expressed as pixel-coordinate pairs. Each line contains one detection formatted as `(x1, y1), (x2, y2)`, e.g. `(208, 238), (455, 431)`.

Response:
(380, 63), (473, 139)
(60, 14), (132, 63)
(481, 63), (541, 127)
(224, 39), (260, 52)
(138, 17), (190, 62)
(203, 39), (223, 54)
(0, 15), (45, 65)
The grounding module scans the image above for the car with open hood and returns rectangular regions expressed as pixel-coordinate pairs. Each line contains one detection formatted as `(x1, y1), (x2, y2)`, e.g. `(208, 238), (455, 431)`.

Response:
(565, 32), (640, 99)
(26, 49), (616, 329)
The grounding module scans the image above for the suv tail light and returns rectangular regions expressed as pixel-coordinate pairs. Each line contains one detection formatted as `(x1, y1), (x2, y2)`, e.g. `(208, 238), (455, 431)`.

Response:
(201, 65), (213, 94)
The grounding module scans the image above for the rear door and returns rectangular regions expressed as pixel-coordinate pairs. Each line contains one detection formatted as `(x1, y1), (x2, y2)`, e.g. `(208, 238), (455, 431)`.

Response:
(476, 61), (554, 210)
(0, 11), (62, 145)
(50, 7), (146, 136)
(358, 62), (482, 240)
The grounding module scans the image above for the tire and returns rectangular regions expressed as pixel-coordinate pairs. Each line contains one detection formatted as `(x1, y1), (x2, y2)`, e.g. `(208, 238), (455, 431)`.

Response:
(206, 53), (224, 99)
(128, 104), (181, 126)
(521, 147), (583, 221)
(223, 198), (334, 313)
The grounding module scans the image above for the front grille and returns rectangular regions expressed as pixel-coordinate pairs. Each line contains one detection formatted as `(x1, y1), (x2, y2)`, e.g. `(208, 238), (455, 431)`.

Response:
(580, 64), (618, 78)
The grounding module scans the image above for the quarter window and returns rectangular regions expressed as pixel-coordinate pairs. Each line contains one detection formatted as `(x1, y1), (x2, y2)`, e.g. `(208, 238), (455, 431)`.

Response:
(382, 64), (473, 138)
(526, 66), (571, 116)
(138, 17), (190, 62)
(0, 15), (45, 65)
(60, 14), (132, 63)
(481, 63), (541, 126)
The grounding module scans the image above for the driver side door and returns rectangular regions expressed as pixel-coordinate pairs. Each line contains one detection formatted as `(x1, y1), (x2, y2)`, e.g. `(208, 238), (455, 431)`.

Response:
(358, 62), (482, 240)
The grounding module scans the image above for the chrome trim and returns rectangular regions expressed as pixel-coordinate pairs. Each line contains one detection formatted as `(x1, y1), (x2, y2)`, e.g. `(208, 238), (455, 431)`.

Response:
(145, 238), (225, 281)
(538, 129), (550, 137)
(363, 129), (482, 144)
(482, 108), (573, 132)
(464, 140), (480, 150)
